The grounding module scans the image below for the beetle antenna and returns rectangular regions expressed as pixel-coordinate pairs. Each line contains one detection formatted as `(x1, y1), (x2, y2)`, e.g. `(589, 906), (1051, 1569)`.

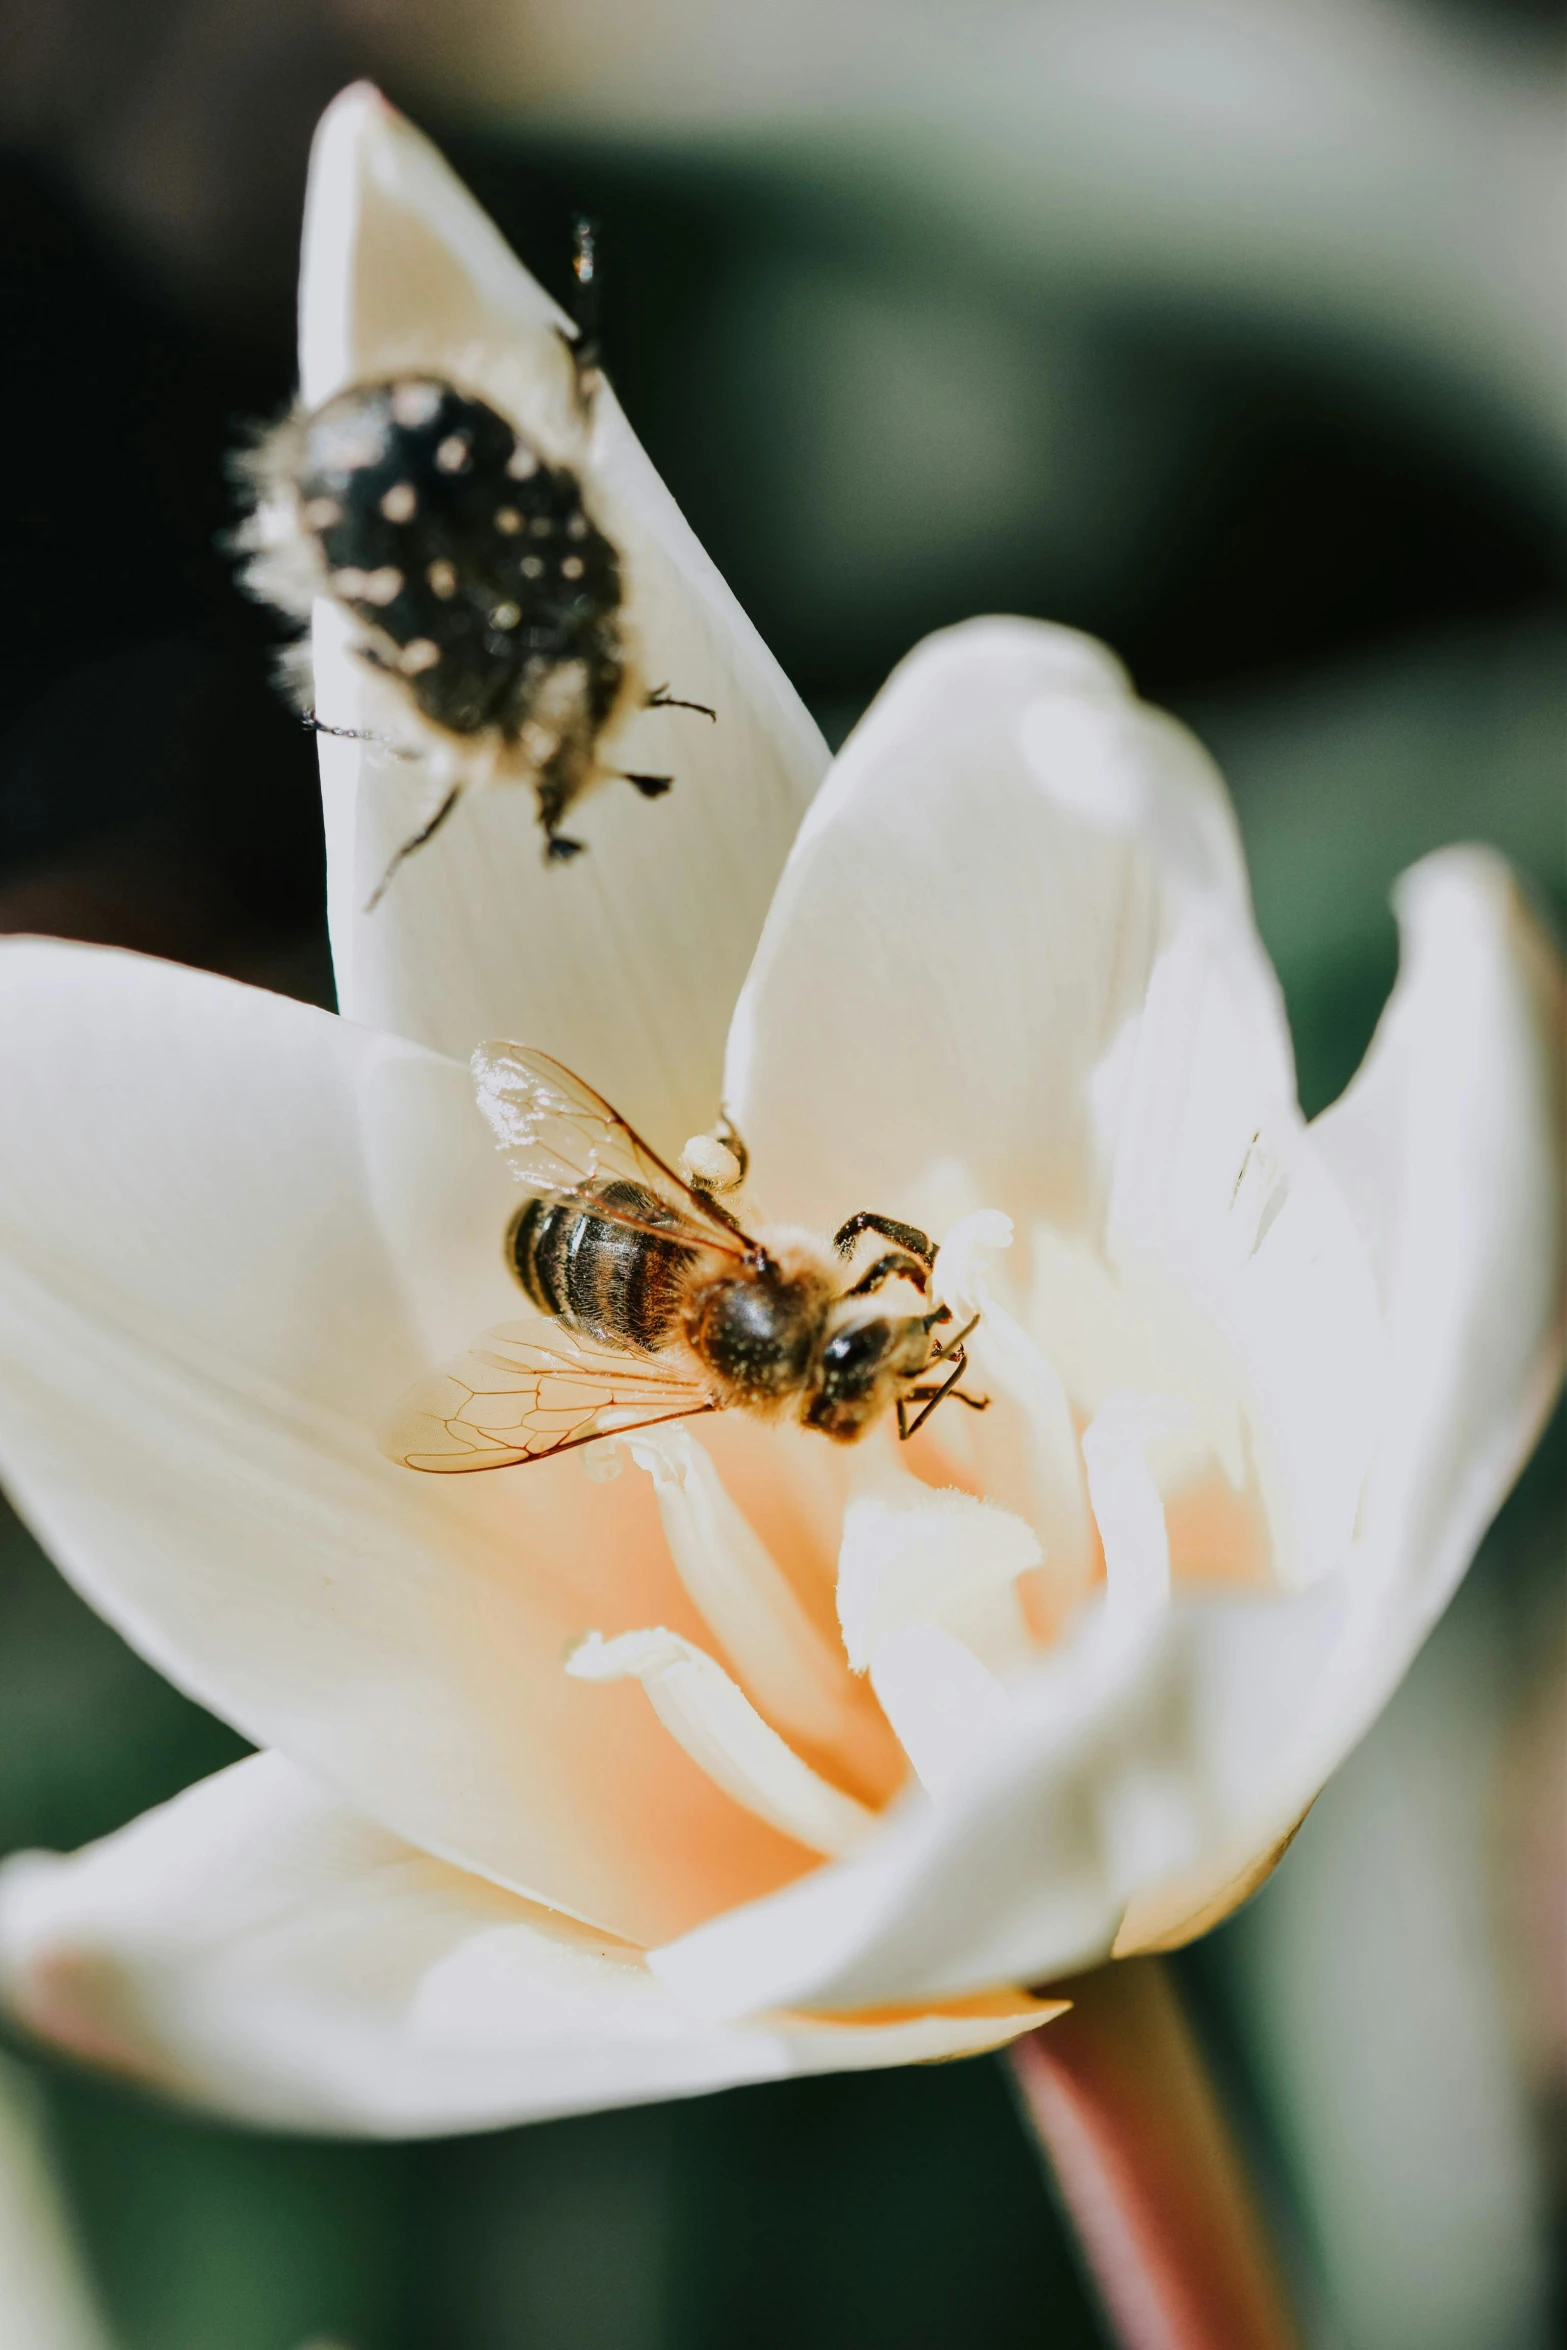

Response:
(569, 215), (601, 399)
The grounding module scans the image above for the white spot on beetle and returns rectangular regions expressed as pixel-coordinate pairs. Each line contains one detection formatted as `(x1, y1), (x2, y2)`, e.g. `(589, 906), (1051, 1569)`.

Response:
(391, 382), (442, 429)
(356, 567), (403, 606)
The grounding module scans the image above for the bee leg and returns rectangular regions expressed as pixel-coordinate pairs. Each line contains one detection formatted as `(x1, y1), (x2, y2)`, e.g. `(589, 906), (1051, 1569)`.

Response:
(845, 1250), (930, 1299)
(364, 781), (464, 910)
(645, 684), (717, 721)
(545, 832), (587, 863)
(713, 1113), (749, 1184)
(833, 1212), (938, 1266)
(897, 1354), (968, 1440)
(925, 1311), (981, 1367)
(619, 771), (674, 799)
(897, 1379), (989, 1439)
(903, 1381), (991, 1411)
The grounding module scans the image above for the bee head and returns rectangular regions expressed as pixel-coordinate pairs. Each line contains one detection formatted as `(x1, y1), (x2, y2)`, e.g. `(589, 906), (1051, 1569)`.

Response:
(801, 1304), (932, 1443)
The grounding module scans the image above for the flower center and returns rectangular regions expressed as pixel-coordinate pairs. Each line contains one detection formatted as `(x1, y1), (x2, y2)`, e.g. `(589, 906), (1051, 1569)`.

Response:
(559, 1211), (1226, 1851)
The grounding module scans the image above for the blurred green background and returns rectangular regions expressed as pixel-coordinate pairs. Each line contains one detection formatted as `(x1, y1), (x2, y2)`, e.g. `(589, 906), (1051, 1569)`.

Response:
(0, 2), (1562, 2345)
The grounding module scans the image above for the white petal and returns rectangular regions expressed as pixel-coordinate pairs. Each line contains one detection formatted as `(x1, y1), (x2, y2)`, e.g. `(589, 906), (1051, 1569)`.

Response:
(1079, 915), (1385, 1593)
(1113, 864), (1567, 1945)
(301, 86), (827, 1143)
(622, 1425), (884, 1786)
(0, 1759), (1051, 2135)
(836, 1470), (1039, 1676)
(1283, 851), (1566, 1791)
(0, 943), (815, 1948)
(868, 1625), (1016, 1799)
(931, 1212), (1096, 1606)
(0, 2053), (113, 2350)
(652, 1575), (1346, 2019)
(725, 616), (1292, 1235)
(655, 853), (1565, 2012)
(725, 614), (1373, 1599)
(651, 1590), (1172, 2016)
(1080, 1392), (1181, 1627)
(567, 1630), (875, 1858)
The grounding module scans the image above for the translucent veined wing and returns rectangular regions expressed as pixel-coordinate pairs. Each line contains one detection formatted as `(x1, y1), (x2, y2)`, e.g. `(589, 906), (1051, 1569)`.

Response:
(383, 1322), (718, 1472)
(472, 1043), (750, 1258)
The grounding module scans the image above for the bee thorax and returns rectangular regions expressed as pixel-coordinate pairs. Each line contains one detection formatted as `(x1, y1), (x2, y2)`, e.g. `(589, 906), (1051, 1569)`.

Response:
(688, 1272), (826, 1402)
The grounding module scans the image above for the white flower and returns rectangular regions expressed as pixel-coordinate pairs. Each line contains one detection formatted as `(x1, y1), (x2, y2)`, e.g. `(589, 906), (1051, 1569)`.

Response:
(0, 88), (1559, 2137)
(0, 2053), (113, 2350)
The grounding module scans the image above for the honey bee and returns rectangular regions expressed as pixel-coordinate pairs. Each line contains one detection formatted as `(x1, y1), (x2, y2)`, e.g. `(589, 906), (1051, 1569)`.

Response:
(385, 1047), (987, 1473)
(234, 226), (713, 902)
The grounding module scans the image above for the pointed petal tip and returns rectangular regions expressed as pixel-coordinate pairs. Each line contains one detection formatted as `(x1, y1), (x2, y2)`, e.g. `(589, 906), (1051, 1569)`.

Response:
(307, 79), (402, 193)
(321, 77), (397, 128)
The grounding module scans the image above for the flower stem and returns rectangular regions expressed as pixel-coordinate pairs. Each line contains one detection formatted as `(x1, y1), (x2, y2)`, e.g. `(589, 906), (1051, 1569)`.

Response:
(1007, 1956), (1302, 2350)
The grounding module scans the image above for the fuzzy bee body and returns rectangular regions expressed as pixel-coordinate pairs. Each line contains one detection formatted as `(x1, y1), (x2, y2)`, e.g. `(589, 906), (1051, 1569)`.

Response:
(385, 1049), (989, 1475)
(511, 1179), (699, 1355)
(509, 1176), (871, 1426)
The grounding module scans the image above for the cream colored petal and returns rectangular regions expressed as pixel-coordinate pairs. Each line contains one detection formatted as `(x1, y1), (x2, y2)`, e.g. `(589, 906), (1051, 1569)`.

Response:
(931, 1212), (1096, 1607)
(656, 853), (1565, 2011)
(836, 1469), (1039, 1676)
(1080, 1392), (1181, 1627)
(0, 942), (813, 1949)
(651, 1575), (1346, 2018)
(0, 2053), (113, 2350)
(725, 614), (1372, 1599)
(835, 1465), (1040, 1795)
(301, 86), (827, 1142)
(0, 1758), (1051, 2136)
(868, 1626), (1016, 1799)
(567, 1630), (875, 1858)
(1082, 918), (1385, 1593)
(622, 1426), (870, 1768)
(1119, 857), (1565, 1949)
(1280, 853), (1566, 1800)
(725, 616), (1293, 1236)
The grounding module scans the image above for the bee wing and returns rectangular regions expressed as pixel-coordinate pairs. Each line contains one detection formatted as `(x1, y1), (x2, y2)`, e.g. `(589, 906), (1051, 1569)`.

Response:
(383, 1322), (718, 1473)
(472, 1043), (749, 1257)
